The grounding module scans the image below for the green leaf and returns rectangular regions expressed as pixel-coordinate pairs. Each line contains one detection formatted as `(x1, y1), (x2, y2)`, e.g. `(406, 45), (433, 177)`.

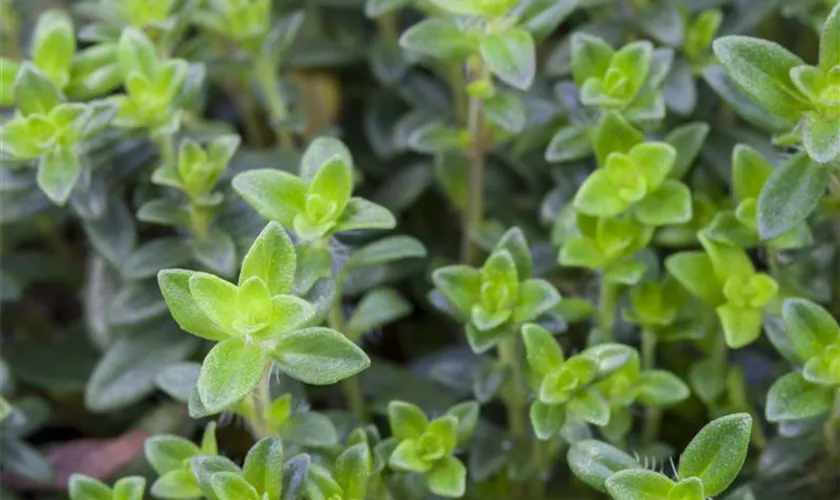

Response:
(782, 298), (840, 361)
(192, 229), (237, 278)
(520, 0), (580, 41)
(717, 303), (763, 349)
(239, 222), (296, 295)
(278, 411), (339, 448)
(427, 456), (466, 498)
(574, 170), (626, 217)
(332, 197), (396, 233)
(529, 399), (565, 440)
(522, 323), (564, 378)
(242, 437), (284, 500)
(389, 439), (431, 472)
(567, 440), (640, 493)
(388, 400), (429, 440)
(636, 179), (692, 226)
(151, 468), (201, 499)
(665, 252), (724, 305)
(567, 388), (610, 426)
(197, 337), (267, 414)
(427, 0), (513, 16)
(688, 358), (726, 404)
(446, 401), (480, 446)
(233, 169), (308, 228)
(85, 328), (197, 412)
(606, 469), (674, 500)
(593, 111), (644, 164)
(636, 370), (690, 407)
(571, 33), (614, 86)
(158, 270), (230, 341)
(545, 124), (593, 163)
(483, 91), (526, 134)
(666, 122), (709, 180)
(31, 10), (75, 89)
(732, 144), (773, 201)
(559, 237), (607, 270)
(766, 372), (835, 422)
(309, 155), (353, 215)
(144, 434), (200, 475)
(820, 1), (840, 71)
(669, 478), (705, 500)
(513, 279), (561, 323)
(209, 472), (260, 500)
(399, 18), (475, 60)
(432, 265), (481, 316)
(678, 413), (752, 496)
(346, 235), (427, 270)
(272, 327), (370, 385)
(15, 63), (61, 116)
(299, 137), (352, 180)
(480, 28), (536, 90)
(803, 112), (840, 164)
(188, 272), (239, 332)
(756, 153), (829, 240)
(112, 477), (146, 500)
(37, 146), (81, 205)
(347, 287), (412, 340)
(190, 456), (241, 500)
(803, 346), (840, 386)
(69, 475), (112, 500)
(336, 443), (371, 499)
(712, 36), (809, 120)
(117, 27), (158, 80)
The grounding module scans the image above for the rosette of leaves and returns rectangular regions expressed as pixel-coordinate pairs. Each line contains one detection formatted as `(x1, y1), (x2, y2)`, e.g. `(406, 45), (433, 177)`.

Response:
(432, 227), (561, 353)
(705, 145), (814, 250)
(559, 214), (653, 286)
(233, 137), (396, 242)
(110, 27), (188, 134)
(666, 233), (779, 348)
(766, 298), (840, 423)
(716, 2), (840, 165)
(0, 64), (111, 204)
(144, 423), (218, 499)
(573, 114), (692, 229)
(521, 324), (634, 440)
(624, 278), (692, 338)
(150, 134), (240, 236)
(69, 474), (145, 500)
(596, 350), (690, 443)
(713, 2), (840, 239)
(192, 0), (272, 47)
(158, 222), (370, 415)
(189, 437), (310, 500)
(569, 413), (752, 499)
(571, 33), (668, 120)
(385, 400), (478, 499)
(0, 10), (121, 103)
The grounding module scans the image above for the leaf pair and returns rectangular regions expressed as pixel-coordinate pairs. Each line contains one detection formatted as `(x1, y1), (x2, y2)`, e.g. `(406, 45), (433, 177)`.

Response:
(602, 413), (752, 499)
(0, 64), (111, 204)
(233, 137), (396, 242)
(666, 234), (778, 348)
(766, 298), (840, 422)
(159, 222), (369, 414)
(153, 135), (240, 200)
(145, 424), (218, 499)
(714, 2), (840, 163)
(433, 227), (560, 353)
(387, 400), (478, 498)
(523, 325), (636, 439)
(559, 214), (653, 284)
(70, 475), (145, 500)
(111, 27), (188, 131)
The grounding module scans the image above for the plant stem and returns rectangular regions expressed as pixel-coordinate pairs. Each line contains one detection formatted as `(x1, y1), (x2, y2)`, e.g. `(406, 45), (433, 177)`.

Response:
(253, 54), (295, 150)
(248, 364), (273, 438)
(154, 133), (176, 168)
(461, 63), (486, 265)
(826, 394), (840, 461)
(641, 327), (661, 446)
(189, 202), (210, 241)
(596, 281), (619, 343)
(498, 336), (527, 444)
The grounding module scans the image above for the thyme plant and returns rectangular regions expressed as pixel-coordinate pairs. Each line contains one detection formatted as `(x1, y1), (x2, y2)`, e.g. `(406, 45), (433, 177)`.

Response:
(1, 1), (839, 499)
